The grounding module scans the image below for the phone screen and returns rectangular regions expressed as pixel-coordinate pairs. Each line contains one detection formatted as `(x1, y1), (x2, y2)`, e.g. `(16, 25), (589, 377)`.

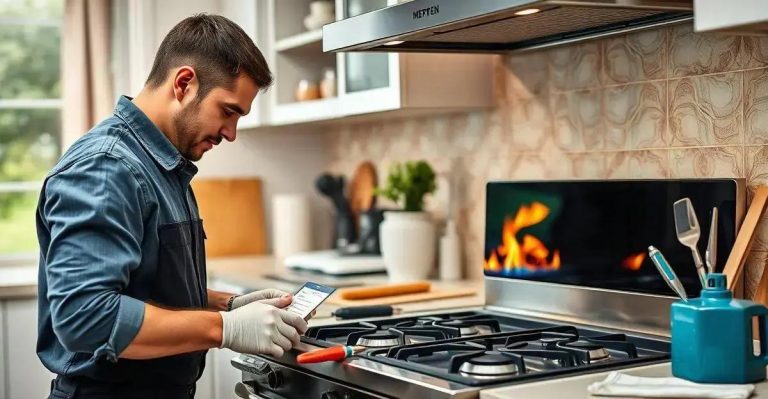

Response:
(285, 282), (336, 320)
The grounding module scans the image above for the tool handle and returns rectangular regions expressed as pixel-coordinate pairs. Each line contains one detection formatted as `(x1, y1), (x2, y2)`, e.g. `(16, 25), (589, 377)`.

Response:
(333, 305), (394, 319)
(692, 248), (707, 287)
(746, 306), (768, 365)
(297, 346), (351, 364)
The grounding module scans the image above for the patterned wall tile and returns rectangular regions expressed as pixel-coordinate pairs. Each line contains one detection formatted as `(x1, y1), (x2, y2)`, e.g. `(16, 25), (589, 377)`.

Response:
(552, 89), (603, 151)
(605, 150), (670, 179)
(604, 81), (667, 150)
(669, 72), (743, 146)
(745, 35), (768, 70)
(670, 146), (744, 178)
(745, 68), (768, 145)
(567, 153), (606, 179)
(505, 50), (550, 100)
(745, 146), (768, 252)
(744, 251), (768, 299)
(508, 95), (551, 152)
(550, 41), (603, 91)
(604, 28), (667, 84)
(669, 24), (745, 77)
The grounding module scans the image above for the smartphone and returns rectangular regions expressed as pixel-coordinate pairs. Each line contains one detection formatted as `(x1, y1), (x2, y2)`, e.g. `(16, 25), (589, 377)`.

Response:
(285, 282), (336, 320)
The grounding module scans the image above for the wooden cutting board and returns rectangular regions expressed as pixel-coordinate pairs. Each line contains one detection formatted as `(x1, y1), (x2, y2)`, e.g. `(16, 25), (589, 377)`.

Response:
(325, 287), (478, 306)
(191, 178), (267, 257)
(347, 161), (377, 227)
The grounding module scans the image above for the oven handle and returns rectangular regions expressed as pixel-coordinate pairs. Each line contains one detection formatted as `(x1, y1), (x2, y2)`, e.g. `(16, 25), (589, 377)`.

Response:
(235, 382), (269, 399)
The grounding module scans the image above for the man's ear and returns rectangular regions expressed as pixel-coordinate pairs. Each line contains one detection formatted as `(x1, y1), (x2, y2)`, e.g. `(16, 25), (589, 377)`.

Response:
(172, 66), (197, 103)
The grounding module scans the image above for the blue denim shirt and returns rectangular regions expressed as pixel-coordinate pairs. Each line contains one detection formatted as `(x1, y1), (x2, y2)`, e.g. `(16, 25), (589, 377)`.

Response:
(36, 96), (208, 385)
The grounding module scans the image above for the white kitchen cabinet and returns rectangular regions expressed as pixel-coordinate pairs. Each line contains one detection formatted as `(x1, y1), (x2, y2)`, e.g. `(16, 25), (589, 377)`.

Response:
(694, 0), (768, 34)
(264, 0), (496, 126)
(4, 298), (54, 399)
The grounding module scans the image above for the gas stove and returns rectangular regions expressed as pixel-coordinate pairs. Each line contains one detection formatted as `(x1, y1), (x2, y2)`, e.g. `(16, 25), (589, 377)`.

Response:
(231, 310), (669, 399)
(231, 179), (744, 399)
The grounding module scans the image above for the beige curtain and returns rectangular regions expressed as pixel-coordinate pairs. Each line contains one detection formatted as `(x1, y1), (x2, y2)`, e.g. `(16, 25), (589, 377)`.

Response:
(61, 0), (113, 150)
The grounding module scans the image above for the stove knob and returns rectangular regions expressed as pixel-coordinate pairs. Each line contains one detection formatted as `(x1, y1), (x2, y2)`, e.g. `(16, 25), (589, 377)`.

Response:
(321, 391), (341, 399)
(266, 369), (283, 389)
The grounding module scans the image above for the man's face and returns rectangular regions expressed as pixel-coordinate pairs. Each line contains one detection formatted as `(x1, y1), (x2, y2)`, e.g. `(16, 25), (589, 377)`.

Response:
(173, 74), (258, 161)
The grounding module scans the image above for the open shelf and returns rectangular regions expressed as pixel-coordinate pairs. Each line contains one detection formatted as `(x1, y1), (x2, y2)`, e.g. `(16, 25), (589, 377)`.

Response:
(274, 29), (322, 53)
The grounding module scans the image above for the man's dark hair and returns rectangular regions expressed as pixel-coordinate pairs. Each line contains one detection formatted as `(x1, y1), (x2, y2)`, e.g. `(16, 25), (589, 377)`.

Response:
(145, 14), (273, 99)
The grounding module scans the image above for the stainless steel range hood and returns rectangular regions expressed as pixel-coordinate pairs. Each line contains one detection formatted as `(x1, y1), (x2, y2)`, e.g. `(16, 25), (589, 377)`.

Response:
(322, 0), (693, 53)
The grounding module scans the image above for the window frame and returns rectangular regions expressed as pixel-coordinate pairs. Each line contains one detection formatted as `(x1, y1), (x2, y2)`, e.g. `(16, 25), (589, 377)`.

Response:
(0, 10), (62, 262)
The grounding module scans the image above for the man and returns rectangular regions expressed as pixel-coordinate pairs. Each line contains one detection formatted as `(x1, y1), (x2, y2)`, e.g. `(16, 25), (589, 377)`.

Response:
(36, 14), (306, 398)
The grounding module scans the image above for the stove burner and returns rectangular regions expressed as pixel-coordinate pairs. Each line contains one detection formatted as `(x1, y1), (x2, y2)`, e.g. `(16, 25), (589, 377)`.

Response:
(456, 352), (521, 379)
(562, 342), (611, 363)
(357, 332), (404, 348)
(445, 323), (480, 336)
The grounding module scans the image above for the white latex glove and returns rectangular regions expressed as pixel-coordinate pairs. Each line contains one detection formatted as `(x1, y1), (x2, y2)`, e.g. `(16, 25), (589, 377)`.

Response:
(231, 288), (291, 309)
(219, 301), (308, 357)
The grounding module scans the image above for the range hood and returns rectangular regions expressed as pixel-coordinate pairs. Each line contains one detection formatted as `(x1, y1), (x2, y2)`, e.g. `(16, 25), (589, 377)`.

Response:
(322, 0), (693, 53)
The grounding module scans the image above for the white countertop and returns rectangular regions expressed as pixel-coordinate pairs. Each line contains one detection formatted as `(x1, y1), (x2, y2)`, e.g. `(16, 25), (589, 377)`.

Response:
(0, 265), (37, 299)
(481, 362), (768, 398)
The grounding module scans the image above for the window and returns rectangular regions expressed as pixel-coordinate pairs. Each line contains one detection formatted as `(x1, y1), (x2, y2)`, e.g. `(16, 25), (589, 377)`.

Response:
(0, 0), (62, 259)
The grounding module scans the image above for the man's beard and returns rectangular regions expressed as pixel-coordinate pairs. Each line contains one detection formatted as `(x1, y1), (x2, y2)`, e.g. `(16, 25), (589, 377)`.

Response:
(173, 100), (202, 161)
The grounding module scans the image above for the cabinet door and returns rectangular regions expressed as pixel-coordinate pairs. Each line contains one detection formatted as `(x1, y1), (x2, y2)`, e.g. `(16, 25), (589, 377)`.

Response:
(5, 298), (54, 399)
(336, 0), (403, 115)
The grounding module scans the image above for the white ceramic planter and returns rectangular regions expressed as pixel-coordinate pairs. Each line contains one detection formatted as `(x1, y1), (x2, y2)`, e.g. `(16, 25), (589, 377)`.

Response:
(379, 211), (436, 282)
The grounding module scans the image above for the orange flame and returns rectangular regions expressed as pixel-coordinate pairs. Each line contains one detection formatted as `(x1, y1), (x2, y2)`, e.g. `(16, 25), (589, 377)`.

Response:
(484, 202), (561, 273)
(622, 253), (646, 271)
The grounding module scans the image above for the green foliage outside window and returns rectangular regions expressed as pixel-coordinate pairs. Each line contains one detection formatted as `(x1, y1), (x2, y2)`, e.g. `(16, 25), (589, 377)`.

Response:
(0, 0), (62, 255)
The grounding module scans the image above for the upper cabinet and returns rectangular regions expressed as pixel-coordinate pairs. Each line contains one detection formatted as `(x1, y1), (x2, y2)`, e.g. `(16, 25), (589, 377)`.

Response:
(264, 0), (496, 126)
(694, 0), (768, 35)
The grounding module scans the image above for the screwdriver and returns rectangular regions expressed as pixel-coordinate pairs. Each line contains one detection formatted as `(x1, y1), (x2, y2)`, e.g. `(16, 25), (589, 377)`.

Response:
(331, 305), (402, 319)
(296, 345), (366, 364)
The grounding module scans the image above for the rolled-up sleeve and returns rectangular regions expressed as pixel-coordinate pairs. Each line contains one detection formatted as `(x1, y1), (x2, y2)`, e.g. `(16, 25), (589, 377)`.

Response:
(41, 153), (147, 362)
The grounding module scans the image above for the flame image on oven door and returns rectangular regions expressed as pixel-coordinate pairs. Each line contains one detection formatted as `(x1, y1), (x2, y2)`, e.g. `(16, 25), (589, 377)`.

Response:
(485, 201), (561, 275)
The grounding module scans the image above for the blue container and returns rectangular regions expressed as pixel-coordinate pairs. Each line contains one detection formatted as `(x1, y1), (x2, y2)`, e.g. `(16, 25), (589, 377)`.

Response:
(671, 273), (768, 383)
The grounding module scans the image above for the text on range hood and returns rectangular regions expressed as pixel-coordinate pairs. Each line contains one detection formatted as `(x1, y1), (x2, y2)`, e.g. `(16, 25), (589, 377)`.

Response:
(322, 0), (693, 54)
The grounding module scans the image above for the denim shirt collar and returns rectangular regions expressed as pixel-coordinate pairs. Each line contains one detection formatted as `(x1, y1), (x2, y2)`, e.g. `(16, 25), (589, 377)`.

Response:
(114, 95), (194, 173)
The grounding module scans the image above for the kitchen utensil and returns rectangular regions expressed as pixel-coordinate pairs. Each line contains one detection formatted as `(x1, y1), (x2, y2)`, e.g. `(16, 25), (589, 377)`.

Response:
(339, 208), (384, 255)
(316, 173), (356, 248)
(331, 305), (402, 319)
(673, 198), (706, 287)
(648, 246), (688, 302)
(339, 281), (431, 300)
(347, 161), (377, 226)
(706, 207), (718, 275)
(297, 345), (365, 364)
(190, 178), (266, 257)
(326, 287), (477, 306)
(671, 273), (768, 383)
(724, 186), (768, 292)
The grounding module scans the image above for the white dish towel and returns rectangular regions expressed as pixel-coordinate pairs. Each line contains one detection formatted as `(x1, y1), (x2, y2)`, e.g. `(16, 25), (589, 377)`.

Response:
(587, 371), (755, 399)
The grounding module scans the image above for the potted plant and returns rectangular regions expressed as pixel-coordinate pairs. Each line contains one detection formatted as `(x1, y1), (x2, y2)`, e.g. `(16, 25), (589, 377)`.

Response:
(376, 160), (437, 281)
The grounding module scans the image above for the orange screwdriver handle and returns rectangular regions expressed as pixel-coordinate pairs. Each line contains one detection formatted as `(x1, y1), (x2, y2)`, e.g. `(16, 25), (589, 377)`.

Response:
(297, 346), (352, 364)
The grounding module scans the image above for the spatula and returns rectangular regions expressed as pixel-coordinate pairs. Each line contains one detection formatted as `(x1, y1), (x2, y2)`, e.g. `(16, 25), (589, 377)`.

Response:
(673, 198), (706, 287)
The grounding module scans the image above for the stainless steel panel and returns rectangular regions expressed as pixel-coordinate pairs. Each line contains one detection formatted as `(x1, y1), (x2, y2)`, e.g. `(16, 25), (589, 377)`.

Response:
(322, 0), (693, 53)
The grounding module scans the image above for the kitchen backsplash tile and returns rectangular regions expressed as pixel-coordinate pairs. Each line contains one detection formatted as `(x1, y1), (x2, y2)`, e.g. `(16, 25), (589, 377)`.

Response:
(604, 28), (667, 84)
(745, 68), (768, 145)
(669, 146), (744, 178)
(327, 24), (768, 294)
(605, 81), (667, 150)
(668, 25), (745, 77)
(669, 72), (743, 146)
